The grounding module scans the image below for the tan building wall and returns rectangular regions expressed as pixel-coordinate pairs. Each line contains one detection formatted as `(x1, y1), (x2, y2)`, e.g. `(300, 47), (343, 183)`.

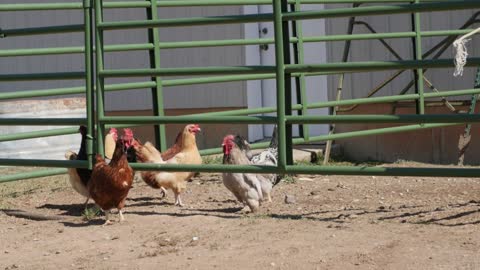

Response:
(335, 102), (480, 165)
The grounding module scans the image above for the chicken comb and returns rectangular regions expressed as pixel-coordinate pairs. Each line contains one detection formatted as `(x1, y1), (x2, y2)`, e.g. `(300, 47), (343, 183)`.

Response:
(123, 128), (133, 139)
(109, 128), (118, 135)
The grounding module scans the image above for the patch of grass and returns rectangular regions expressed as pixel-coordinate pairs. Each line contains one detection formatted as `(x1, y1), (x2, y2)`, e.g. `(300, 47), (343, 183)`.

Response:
(82, 205), (101, 221)
(282, 175), (297, 184)
(202, 155), (223, 165)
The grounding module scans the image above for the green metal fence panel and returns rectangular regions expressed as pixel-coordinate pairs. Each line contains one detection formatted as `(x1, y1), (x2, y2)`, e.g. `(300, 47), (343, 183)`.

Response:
(1, 0), (480, 183)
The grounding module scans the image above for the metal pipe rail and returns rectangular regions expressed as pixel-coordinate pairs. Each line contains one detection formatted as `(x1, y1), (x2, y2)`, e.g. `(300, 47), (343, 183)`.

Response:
(0, 0), (95, 181)
(2, 0), (480, 183)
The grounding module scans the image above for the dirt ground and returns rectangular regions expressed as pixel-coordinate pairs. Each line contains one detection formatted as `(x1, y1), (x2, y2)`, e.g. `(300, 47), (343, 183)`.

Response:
(0, 162), (479, 270)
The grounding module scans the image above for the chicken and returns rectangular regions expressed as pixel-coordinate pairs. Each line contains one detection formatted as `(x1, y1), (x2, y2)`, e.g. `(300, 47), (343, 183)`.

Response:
(222, 135), (263, 213)
(133, 124), (202, 206)
(232, 126), (281, 202)
(65, 126), (92, 208)
(65, 127), (119, 208)
(87, 137), (134, 226)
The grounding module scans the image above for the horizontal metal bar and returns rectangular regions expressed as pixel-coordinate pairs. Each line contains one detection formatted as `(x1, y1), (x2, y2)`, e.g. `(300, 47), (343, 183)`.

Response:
(283, 1), (480, 21)
(99, 66), (276, 77)
(0, 72), (85, 82)
(101, 0), (451, 8)
(0, 86), (84, 100)
(0, 159), (88, 168)
(0, 24), (85, 37)
(306, 88), (480, 109)
(0, 127), (78, 142)
(98, 14), (273, 30)
(128, 162), (480, 177)
(131, 163), (280, 173)
(0, 3), (83, 11)
(98, 1), (478, 30)
(199, 122), (458, 155)
(100, 115), (277, 124)
(285, 58), (480, 74)
(3, 28), (473, 58)
(0, 118), (87, 126)
(0, 46), (85, 57)
(287, 114), (480, 124)
(286, 165), (480, 177)
(0, 168), (68, 184)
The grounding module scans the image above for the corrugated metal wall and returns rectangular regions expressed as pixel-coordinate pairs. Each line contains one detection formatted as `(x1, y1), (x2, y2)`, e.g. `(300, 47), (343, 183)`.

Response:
(325, 5), (480, 101)
(0, 1), (246, 111)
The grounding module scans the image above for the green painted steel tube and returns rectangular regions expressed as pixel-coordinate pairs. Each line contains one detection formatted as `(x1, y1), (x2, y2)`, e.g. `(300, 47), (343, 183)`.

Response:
(199, 122), (459, 155)
(95, 0), (106, 156)
(0, 159), (88, 168)
(286, 114), (480, 124)
(0, 46), (85, 57)
(97, 13), (273, 30)
(99, 66), (276, 77)
(285, 166), (480, 177)
(146, 0), (167, 151)
(293, 0), (309, 142)
(0, 3), (83, 11)
(100, 115), (277, 124)
(0, 118), (86, 126)
(0, 127), (77, 142)
(412, 0), (425, 114)
(1, 28), (475, 58)
(99, 0), (454, 8)
(97, 1), (479, 30)
(0, 24), (85, 37)
(285, 58), (480, 74)
(0, 72), (85, 82)
(272, 0), (288, 170)
(0, 86), (84, 100)
(84, 0), (95, 170)
(100, 58), (480, 79)
(283, 1), (480, 21)
(127, 163), (480, 177)
(0, 169), (68, 184)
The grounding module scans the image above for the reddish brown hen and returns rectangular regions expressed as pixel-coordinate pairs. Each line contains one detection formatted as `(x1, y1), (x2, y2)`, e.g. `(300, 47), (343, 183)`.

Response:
(88, 138), (134, 226)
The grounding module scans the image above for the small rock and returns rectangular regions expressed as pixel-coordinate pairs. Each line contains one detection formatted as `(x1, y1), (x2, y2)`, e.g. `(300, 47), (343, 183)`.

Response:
(327, 188), (335, 192)
(399, 193), (404, 197)
(111, 236), (119, 240)
(4, 250), (9, 254)
(192, 236), (199, 241)
(284, 194), (296, 204)
(310, 191), (321, 196)
(55, 251), (61, 254)
(270, 262), (276, 267)
(401, 219), (407, 223)
(57, 229), (64, 233)
(103, 257), (109, 261)
(33, 238), (39, 241)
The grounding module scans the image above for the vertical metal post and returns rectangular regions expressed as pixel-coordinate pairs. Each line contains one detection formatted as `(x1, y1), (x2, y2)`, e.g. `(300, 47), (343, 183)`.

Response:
(290, 0), (309, 143)
(83, 0), (95, 169)
(146, 0), (167, 151)
(411, 0), (425, 114)
(273, 0), (289, 170)
(323, 4), (358, 164)
(95, 0), (106, 156)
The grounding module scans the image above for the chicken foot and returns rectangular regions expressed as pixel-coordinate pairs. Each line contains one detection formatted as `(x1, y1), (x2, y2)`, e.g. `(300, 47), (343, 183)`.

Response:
(160, 186), (167, 198)
(102, 210), (114, 227)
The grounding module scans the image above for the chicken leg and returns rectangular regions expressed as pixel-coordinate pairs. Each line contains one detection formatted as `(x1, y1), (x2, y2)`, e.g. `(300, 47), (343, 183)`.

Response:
(118, 209), (125, 223)
(174, 192), (183, 207)
(102, 210), (113, 227)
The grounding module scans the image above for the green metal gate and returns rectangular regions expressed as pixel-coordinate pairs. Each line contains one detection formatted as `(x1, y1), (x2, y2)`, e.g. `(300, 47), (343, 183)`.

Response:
(2, 0), (480, 184)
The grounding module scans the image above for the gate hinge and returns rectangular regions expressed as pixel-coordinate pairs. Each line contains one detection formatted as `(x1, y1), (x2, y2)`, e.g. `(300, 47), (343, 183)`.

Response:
(0, 28), (5, 38)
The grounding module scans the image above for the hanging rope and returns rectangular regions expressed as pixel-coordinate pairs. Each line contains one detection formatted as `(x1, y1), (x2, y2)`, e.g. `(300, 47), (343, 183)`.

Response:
(453, 27), (480, 77)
